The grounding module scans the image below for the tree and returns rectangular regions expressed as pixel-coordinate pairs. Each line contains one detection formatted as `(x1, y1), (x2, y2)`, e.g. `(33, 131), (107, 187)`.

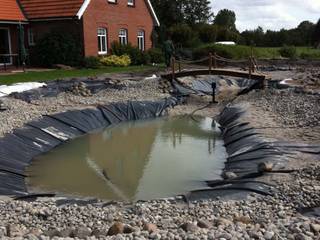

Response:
(313, 19), (320, 48)
(182, 0), (213, 25)
(214, 9), (237, 31)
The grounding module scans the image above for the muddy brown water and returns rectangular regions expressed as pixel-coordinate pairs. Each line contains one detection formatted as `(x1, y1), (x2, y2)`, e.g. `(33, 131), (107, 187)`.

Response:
(27, 116), (227, 201)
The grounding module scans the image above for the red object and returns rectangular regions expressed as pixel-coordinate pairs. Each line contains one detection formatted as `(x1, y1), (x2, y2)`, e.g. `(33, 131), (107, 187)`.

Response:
(0, 0), (26, 21)
(19, 0), (84, 19)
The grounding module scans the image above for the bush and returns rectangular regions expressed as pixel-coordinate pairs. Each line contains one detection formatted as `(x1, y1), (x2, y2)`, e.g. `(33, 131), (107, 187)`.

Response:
(193, 44), (252, 60)
(111, 42), (150, 65)
(279, 46), (297, 59)
(147, 48), (164, 63)
(100, 55), (131, 67)
(82, 56), (101, 69)
(169, 24), (200, 48)
(32, 31), (82, 67)
(195, 24), (218, 43)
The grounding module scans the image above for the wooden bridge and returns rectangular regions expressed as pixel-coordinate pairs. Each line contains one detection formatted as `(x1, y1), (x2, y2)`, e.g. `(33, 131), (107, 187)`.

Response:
(161, 53), (268, 89)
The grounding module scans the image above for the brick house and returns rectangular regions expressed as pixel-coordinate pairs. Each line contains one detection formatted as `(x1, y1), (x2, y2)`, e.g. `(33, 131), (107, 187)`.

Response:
(0, 0), (160, 65)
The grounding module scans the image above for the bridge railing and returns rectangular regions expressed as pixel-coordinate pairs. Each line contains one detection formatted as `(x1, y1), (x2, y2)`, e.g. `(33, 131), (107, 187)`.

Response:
(170, 52), (258, 81)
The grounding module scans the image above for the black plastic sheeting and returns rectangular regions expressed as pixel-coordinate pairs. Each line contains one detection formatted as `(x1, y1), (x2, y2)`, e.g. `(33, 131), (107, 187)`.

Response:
(189, 105), (284, 200)
(10, 79), (125, 103)
(0, 98), (178, 197)
(172, 75), (259, 97)
(189, 104), (320, 201)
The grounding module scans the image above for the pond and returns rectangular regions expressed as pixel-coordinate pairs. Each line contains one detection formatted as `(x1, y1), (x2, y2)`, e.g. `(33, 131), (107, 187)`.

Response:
(27, 116), (227, 201)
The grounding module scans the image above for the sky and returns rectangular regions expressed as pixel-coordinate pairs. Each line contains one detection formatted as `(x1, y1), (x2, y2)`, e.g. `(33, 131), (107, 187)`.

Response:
(211, 0), (320, 32)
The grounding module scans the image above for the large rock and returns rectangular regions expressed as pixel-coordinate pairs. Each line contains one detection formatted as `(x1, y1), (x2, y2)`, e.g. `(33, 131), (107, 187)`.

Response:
(143, 223), (158, 233)
(180, 222), (198, 232)
(108, 222), (124, 236)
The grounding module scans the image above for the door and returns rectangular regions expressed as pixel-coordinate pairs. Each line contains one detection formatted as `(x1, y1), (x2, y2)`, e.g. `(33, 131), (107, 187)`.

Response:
(0, 28), (12, 65)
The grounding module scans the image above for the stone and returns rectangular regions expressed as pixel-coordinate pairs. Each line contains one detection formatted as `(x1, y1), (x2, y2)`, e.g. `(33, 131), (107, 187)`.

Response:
(91, 228), (108, 237)
(264, 231), (275, 240)
(44, 228), (61, 238)
(71, 227), (91, 238)
(258, 162), (274, 173)
(197, 220), (212, 229)
(310, 223), (320, 233)
(59, 228), (74, 238)
(222, 171), (238, 180)
(234, 216), (252, 224)
(294, 233), (312, 240)
(180, 223), (198, 233)
(124, 225), (137, 234)
(108, 222), (124, 236)
(143, 223), (158, 233)
(214, 218), (233, 226)
(6, 225), (24, 238)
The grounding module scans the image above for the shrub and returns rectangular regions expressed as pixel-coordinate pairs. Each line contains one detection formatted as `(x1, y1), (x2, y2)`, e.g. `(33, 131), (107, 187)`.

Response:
(195, 24), (218, 43)
(169, 24), (200, 48)
(82, 56), (101, 69)
(147, 48), (164, 63)
(111, 42), (150, 65)
(193, 44), (252, 60)
(100, 55), (131, 67)
(32, 31), (82, 67)
(279, 46), (297, 59)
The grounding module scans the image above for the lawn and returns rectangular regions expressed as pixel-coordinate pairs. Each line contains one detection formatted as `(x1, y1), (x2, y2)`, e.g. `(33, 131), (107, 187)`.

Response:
(193, 44), (320, 60)
(0, 65), (163, 85)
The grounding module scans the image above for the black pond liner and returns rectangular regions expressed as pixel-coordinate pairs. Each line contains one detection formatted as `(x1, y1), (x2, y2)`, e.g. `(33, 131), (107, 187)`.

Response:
(0, 98), (178, 197)
(9, 79), (125, 103)
(188, 104), (320, 201)
(1, 99), (319, 202)
(171, 76), (260, 97)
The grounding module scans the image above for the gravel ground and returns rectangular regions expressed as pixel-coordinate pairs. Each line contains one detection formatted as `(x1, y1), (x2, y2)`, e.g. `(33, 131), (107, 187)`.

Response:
(0, 69), (320, 239)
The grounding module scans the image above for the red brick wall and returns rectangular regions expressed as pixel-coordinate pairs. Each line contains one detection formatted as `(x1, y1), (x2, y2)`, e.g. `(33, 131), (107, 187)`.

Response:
(82, 0), (154, 56)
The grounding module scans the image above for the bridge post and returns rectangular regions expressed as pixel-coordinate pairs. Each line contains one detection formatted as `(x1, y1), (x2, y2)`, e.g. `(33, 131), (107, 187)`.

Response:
(248, 57), (252, 79)
(171, 56), (175, 81)
(213, 52), (217, 69)
(209, 52), (212, 74)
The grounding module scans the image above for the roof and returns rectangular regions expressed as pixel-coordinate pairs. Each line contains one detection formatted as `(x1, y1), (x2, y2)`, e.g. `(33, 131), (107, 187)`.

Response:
(0, 0), (26, 21)
(18, 0), (160, 25)
(19, 0), (84, 19)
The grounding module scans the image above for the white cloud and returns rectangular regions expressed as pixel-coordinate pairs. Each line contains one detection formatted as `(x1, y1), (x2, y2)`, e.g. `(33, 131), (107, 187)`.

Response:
(211, 0), (320, 32)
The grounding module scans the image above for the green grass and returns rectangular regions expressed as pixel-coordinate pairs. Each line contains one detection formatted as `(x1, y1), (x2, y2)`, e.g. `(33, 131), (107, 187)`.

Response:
(193, 44), (320, 60)
(0, 65), (163, 85)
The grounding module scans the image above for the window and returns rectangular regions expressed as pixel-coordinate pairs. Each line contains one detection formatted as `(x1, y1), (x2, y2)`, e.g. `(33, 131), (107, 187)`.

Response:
(119, 29), (128, 45)
(108, 0), (117, 3)
(28, 28), (35, 46)
(137, 30), (145, 51)
(97, 28), (107, 54)
(128, 0), (135, 6)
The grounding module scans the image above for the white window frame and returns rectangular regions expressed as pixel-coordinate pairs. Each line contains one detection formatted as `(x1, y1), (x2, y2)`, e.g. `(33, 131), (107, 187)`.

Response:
(119, 29), (128, 45)
(97, 28), (108, 55)
(137, 30), (145, 51)
(128, 0), (134, 6)
(28, 28), (35, 46)
(108, 0), (116, 3)
(0, 27), (12, 65)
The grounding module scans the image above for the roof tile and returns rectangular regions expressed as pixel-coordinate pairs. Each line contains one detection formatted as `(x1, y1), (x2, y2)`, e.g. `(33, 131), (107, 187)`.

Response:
(19, 0), (84, 19)
(0, 0), (26, 21)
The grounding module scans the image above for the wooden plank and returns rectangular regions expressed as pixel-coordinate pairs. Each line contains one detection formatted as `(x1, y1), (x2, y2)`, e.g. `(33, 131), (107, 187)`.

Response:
(161, 69), (267, 81)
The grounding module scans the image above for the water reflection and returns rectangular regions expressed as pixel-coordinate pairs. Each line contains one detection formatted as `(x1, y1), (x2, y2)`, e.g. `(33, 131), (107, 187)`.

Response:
(27, 116), (227, 201)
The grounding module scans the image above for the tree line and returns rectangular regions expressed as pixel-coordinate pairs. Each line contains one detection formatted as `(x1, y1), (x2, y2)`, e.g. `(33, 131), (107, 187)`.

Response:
(150, 0), (320, 48)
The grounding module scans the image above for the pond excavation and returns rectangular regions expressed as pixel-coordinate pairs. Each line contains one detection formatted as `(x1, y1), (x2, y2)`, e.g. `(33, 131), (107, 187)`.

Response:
(26, 116), (227, 201)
